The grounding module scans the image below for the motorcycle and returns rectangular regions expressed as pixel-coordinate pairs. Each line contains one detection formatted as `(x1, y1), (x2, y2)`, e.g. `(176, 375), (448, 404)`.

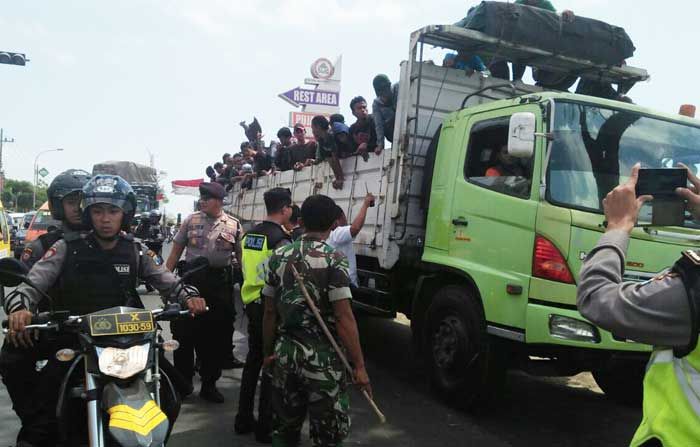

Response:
(0, 256), (209, 447)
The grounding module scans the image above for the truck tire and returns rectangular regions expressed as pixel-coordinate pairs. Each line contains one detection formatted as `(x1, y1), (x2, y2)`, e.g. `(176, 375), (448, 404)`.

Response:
(592, 360), (645, 406)
(424, 285), (505, 408)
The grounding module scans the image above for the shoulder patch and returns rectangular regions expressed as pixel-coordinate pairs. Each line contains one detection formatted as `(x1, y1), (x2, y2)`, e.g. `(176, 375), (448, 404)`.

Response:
(42, 246), (57, 260)
(146, 249), (163, 266)
(21, 247), (33, 262)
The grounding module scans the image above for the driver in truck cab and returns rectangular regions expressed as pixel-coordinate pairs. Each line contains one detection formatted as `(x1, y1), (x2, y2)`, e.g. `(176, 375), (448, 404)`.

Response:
(3, 174), (206, 447)
(486, 144), (528, 177)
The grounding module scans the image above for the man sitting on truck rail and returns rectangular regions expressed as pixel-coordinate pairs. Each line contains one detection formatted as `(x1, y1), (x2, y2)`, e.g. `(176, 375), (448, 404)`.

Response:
(372, 74), (398, 154)
(291, 123), (317, 171)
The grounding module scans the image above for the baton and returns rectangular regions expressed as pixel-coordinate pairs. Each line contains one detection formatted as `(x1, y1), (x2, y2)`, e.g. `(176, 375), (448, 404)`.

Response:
(289, 263), (386, 424)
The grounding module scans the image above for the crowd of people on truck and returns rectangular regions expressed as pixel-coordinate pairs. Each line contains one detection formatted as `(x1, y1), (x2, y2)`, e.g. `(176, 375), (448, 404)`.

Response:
(204, 74), (397, 192)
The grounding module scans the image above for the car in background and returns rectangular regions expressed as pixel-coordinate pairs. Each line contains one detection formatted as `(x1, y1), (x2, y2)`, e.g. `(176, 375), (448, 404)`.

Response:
(25, 202), (60, 244)
(13, 211), (35, 258)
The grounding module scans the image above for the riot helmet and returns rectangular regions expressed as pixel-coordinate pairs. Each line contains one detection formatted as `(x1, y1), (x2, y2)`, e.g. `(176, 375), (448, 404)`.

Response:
(47, 169), (91, 221)
(81, 175), (137, 231)
(149, 210), (162, 225)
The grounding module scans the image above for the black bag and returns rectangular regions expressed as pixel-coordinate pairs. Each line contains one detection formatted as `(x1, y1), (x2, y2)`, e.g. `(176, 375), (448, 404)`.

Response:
(456, 1), (635, 66)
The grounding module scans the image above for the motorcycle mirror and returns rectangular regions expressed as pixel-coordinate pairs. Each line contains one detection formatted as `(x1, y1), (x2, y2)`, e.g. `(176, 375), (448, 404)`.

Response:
(0, 257), (29, 287)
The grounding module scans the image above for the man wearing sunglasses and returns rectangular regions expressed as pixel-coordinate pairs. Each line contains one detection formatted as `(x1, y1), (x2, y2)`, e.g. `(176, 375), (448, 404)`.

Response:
(166, 182), (244, 403)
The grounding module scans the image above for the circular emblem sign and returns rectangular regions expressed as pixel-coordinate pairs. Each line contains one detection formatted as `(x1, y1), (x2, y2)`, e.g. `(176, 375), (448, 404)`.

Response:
(310, 58), (335, 80)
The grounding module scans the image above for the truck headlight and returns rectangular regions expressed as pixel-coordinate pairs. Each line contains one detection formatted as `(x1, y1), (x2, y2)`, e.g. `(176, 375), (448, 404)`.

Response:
(96, 344), (150, 379)
(549, 315), (600, 343)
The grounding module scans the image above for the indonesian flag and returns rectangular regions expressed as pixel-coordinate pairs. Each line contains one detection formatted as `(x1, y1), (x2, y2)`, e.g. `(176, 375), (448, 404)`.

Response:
(171, 179), (203, 196)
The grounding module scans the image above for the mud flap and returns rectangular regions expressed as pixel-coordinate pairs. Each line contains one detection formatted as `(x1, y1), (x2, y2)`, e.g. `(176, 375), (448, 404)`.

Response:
(102, 379), (169, 447)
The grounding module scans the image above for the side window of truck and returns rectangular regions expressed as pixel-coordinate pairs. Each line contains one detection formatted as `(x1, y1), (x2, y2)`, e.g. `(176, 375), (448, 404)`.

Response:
(463, 117), (533, 198)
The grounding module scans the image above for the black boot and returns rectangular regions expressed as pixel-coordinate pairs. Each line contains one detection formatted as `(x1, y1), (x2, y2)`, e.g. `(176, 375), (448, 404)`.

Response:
(200, 384), (224, 403)
(234, 413), (257, 434)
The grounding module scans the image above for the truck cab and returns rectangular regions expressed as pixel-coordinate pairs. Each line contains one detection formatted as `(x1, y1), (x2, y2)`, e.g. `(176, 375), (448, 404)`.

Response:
(419, 91), (700, 404)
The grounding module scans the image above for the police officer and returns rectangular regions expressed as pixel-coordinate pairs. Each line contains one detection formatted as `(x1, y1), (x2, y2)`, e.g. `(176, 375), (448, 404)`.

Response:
(578, 164), (700, 446)
(18, 169), (91, 270)
(261, 195), (371, 447)
(4, 174), (206, 447)
(236, 187), (293, 442)
(166, 182), (243, 403)
(0, 169), (90, 447)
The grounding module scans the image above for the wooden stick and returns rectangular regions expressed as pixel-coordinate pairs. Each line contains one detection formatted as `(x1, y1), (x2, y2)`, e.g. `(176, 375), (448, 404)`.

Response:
(289, 263), (386, 424)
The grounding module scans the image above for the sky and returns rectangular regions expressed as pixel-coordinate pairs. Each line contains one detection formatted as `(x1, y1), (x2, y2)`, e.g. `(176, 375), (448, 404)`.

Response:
(0, 0), (698, 217)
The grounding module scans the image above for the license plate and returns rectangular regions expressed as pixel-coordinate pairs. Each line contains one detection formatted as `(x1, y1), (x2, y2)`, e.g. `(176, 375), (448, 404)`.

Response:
(89, 311), (154, 336)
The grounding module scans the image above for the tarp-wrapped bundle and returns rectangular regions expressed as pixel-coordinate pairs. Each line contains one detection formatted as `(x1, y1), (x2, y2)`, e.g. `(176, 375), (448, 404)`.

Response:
(456, 2), (636, 66)
(93, 161), (158, 186)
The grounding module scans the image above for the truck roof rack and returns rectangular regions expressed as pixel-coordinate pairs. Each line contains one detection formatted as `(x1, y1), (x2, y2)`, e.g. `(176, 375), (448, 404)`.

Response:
(412, 25), (649, 88)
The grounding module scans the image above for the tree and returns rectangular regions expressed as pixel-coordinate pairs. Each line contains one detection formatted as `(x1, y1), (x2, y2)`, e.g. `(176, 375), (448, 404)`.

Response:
(2, 179), (47, 211)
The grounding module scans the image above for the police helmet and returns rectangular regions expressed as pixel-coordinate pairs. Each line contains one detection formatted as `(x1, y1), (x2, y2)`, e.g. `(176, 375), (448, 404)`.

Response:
(149, 210), (162, 225)
(47, 169), (91, 221)
(81, 175), (137, 230)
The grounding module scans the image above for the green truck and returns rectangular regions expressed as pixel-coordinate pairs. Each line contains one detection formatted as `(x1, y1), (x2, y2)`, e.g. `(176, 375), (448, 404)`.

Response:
(228, 24), (700, 406)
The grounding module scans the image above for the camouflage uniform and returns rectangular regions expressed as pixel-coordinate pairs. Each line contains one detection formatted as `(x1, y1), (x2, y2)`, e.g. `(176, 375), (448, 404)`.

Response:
(262, 235), (353, 447)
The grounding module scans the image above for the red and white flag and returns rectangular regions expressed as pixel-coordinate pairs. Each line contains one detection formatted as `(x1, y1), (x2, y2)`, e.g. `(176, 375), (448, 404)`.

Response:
(171, 179), (203, 196)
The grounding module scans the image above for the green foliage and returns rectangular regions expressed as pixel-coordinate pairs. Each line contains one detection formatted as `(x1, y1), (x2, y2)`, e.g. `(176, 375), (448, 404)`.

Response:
(2, 178), (47, 211)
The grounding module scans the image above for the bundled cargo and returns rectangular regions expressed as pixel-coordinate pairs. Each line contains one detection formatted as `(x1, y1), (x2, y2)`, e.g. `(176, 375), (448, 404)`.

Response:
(456, 1), (636, 66)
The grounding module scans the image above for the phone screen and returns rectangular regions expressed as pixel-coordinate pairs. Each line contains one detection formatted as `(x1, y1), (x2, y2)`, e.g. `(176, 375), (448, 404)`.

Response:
(636, 168), (687, 197)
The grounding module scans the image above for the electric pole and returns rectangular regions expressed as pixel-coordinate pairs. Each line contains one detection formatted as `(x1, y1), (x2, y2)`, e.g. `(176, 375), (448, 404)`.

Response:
(0, 128), (15, 196)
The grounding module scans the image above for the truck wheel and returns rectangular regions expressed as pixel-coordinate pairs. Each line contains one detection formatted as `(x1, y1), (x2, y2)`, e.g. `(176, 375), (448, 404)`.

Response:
(425, 285), (504, 408)
(592, 360), (645, 406)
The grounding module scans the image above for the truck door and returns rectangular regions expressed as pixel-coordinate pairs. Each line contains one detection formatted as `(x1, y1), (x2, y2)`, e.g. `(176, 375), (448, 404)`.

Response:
(448, 108), (542, 330)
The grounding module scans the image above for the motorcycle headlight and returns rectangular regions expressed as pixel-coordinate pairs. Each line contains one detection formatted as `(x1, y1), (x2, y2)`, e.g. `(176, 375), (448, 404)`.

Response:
(96, 344), (150, 379)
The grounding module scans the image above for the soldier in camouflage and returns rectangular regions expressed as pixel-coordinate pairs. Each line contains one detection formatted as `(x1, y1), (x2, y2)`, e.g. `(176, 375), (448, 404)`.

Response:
(262, 195), (371, 447)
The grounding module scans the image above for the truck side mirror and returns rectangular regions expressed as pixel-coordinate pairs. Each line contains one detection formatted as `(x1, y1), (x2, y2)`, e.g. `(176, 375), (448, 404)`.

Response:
(508, 112), (536, 159)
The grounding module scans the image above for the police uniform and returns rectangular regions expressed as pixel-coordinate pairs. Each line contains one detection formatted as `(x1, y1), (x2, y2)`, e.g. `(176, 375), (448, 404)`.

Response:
(578, 229), (698, 446)
(2, 232), (196, 446)
(19, 227), (83, 271)
(0, 228), (86, 445)
(262, 236), (353, 447)
(237, 220), (291, 436)
(171, 206), (242, 389)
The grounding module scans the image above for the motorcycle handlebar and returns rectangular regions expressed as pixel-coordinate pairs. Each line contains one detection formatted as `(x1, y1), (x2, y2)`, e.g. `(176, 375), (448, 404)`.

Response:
(2, 305), (207, 332)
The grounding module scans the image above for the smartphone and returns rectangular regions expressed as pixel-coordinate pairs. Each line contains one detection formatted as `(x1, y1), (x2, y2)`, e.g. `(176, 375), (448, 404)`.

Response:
(636, 168), (687, 197)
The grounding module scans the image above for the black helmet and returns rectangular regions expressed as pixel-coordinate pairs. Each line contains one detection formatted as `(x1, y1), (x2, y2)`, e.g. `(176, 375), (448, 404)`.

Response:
(149, 210), (162, 225)
(47, 169), (91, 220)
(81, 175), (137, 230)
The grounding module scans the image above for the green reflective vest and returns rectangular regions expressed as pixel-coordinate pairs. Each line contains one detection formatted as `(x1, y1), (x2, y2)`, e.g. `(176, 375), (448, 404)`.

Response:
(241, 221), (290, 304)
(631, 345), (700, 446)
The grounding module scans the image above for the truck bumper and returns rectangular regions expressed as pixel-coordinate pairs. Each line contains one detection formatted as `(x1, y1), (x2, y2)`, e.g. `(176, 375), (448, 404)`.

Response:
(525, 302), (651, 352)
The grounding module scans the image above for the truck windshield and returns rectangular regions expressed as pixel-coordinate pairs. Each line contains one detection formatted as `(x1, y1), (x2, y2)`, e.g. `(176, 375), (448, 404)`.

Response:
(547, 101), (700, 224)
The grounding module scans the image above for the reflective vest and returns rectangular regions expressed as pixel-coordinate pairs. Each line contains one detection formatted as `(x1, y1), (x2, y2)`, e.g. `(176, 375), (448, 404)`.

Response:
(631, 346), (700, 446)
(241, 221), (290, 304)
(632, 251), (700, 446)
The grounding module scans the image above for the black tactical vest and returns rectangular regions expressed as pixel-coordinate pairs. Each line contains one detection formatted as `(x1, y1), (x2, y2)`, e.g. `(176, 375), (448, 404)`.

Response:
(252, 221), (291, 250)
(55, 235), (140, 316)
(672, 250), (700, 357)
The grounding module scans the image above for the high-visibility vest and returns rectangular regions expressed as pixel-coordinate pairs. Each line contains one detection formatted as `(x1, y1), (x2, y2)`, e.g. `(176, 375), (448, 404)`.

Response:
(631, 344), (700, 446)
(240, 221), (289, 304)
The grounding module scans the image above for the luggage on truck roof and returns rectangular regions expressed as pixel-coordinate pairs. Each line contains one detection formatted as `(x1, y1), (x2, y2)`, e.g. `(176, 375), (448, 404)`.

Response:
(411, 24), (648, 91)
(458, 2), (636, 67)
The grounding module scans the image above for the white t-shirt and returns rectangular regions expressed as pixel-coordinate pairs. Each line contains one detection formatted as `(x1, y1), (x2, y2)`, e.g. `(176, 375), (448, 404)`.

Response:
(327, 225), (358, 287)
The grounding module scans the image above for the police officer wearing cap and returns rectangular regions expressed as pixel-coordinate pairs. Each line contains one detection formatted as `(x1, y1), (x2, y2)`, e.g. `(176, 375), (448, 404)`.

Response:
(166, 181), (243, 403)
(4, 174), (205, 446)
(0, 169), (90, 447)
(578, 164), (700, 446)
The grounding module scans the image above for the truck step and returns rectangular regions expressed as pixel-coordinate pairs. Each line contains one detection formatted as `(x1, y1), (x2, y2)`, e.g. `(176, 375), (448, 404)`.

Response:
(351, 300), (396, 318)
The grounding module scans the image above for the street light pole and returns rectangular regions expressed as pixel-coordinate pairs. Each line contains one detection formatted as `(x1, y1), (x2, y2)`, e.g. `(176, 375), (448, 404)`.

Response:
(33, 148), (64, 209)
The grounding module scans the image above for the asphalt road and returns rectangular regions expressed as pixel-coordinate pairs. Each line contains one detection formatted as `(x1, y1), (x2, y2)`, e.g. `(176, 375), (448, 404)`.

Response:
(0, 242), (643, 447)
